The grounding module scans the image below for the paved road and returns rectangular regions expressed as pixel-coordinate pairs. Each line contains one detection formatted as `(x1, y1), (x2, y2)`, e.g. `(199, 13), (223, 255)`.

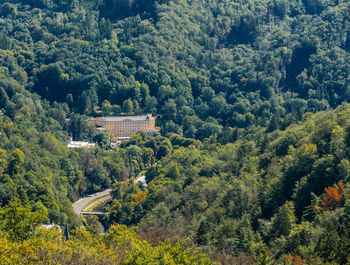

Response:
(73, 189), (112, 215)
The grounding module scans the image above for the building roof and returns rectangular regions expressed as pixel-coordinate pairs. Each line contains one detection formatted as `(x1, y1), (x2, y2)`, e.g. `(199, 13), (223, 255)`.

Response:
(100, 115), (152, 122)
(67, 141), (96, 148)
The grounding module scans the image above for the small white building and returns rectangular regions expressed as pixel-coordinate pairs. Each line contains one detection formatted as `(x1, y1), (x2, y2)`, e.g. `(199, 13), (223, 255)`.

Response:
(67, 140), (96, 148)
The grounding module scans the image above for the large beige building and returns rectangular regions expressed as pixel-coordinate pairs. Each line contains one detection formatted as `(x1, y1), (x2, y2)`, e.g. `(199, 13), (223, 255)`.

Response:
(92, 114), (159, 139)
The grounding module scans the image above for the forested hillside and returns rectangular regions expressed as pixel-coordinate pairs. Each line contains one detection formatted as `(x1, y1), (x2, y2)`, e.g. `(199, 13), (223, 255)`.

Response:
(0, 0), (350, 264)
(1, 0), (350, 137)
(108, 104), (350, 263)
(0, 200), (213, 264)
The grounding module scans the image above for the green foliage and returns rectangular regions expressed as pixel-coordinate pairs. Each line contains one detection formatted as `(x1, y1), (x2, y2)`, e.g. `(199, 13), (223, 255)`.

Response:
(1, 0), (349, 139)
(0, 198), (47, 241)
(1, 0), (350, 263)
(0, 221), (214, 264)
(166, 163), (180, 180)
(106, 105), (350, 263)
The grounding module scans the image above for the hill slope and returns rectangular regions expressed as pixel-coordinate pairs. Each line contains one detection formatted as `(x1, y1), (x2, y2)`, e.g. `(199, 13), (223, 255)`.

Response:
(108, 104), (350, 263)
(0, 0), (349, 137)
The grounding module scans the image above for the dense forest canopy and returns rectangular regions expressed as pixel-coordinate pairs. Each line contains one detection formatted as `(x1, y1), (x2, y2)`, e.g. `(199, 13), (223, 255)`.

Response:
(0, 0), (349, 137)
(104, 104), (350, 264)
(0, 0), (350, 263)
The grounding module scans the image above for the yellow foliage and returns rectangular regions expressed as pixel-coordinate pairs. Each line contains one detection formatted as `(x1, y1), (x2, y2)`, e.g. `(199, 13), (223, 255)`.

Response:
(240, 77), (249, 83)
(60, 73), (69, 81)
(134, 191), (147, 203)
(0, 202), (214, 264)
(71, 38), (90, 46)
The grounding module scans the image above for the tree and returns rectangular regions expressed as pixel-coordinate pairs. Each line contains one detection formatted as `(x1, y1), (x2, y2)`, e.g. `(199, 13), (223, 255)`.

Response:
(0, 148), (7, 175)
(99, 18), (113, 39)
(227, 13), (259, 44)
(145, 96), (157, 114)
(77, 91), (92, 114)
(303, 0), (326, 14)
(93, 133), (108, 148)
(313, 182), (345, 211)
(0, 87), (10, 109)
(271, 201), (296, 238)
(66, 94), (73, 108)
(140, 83), (150, 106)
(0, 3), (17, 18)
(122, 99), (134, 114)
(161, 99), (177, 121)
(166, 164), (180, 179)
(68, 114), (90, 141)
(142, 147), (154, 166)
(157, 139), (173, 159)
(196, 123), (222, 140)
(87, 163), (111, 192)
(273, 0), (289, 18)
(102, 99), (113, 116)
(157, 145), (171, 158)
(0, 198), (47, 241)
(196, 220), (211, 245)
(7, 149), (24, 176)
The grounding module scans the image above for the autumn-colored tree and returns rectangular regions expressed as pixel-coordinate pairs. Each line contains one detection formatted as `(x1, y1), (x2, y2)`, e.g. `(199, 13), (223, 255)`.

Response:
(285, 254), (304, 265)
(314, 182), (345, 211)
(134, 191), (147, 203)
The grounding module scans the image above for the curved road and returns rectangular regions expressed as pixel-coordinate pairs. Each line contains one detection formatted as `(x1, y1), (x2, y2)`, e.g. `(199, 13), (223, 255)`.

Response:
(73, 189), (112, 215)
